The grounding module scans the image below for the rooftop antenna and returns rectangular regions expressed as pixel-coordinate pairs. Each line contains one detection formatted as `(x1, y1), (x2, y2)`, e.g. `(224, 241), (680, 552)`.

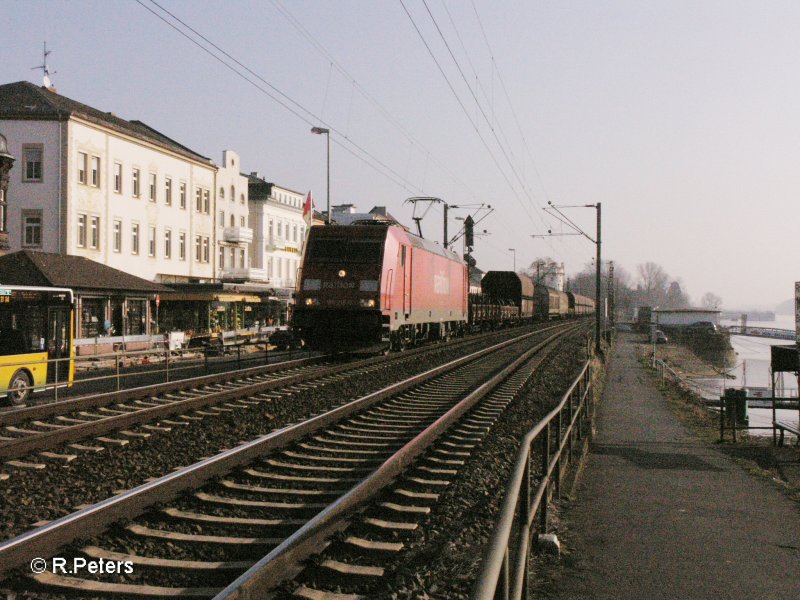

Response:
(32, 42), (56, 89)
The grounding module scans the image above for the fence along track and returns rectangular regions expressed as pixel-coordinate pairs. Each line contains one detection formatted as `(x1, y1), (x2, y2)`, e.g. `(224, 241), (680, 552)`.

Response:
(0, 325), (572, 596)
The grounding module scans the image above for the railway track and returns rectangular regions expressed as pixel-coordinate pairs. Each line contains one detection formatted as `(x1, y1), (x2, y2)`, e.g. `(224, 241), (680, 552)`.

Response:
(0, 322), (578, 598)
(0, 327), (531, 464)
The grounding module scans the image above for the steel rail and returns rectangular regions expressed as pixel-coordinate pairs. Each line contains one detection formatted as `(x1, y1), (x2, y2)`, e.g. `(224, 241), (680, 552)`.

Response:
(0, 327), (555, 460)
(0, 326), (558, 579)
(213, 325), (578, 600)
(471, 360), (592, 600)
(0, 354), (325, 426)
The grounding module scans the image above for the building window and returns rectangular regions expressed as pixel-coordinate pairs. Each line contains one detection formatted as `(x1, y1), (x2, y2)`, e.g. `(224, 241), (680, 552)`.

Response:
(230, 214), (235, 227)
(179, 232), (186, 260)
(164, 229), (172, 259)
(219, 210), (225, 227)
(113, 220), (122, 252)
(230, 185), (235, 202)
(148, 226), (156, 257)
(165, 178), (172, 205)
(229, 247), (235, 268)
(22, 145), (43, 182)
(195, 235), (201, 261)
(114, 162), (122, 193)
(91, 156), (100, 187)
(293, 224), (298, 242)
(131, 223), (140, 254)
(241, 216), (246, 227)
(202, 237), (210, 263)
(240, 248), (245, 268)
(277, 221), (282, 237)
(90, 216), (99, 249)
(203, 189), (210, 214)
(219, 187), (225, 201)
(179, 182), (186, 209)
(132, 168), (140, 197)
(219, 245), (225, 269)
(149, 173), (157, 202)
(195, 188), (202, 212)
(77, 214), (87, 247)
(22, 210), (42, 247)
(78, 152), (87, 185)
(240, 193), (245, 205)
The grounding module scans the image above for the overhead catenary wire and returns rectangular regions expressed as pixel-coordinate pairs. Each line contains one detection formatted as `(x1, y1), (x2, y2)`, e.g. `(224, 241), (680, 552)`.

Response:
(268, 0), (480, 204)
(137, 0), (424, 196)
(407, 0), (565, 264)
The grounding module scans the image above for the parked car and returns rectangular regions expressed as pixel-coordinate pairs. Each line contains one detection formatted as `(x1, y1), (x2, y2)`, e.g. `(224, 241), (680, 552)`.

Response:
(688, 321), (717, 333)
(655, 330), (668, 344)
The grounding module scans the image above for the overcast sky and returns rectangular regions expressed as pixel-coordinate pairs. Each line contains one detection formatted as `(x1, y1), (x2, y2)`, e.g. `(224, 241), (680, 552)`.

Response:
(4, 1), (799, 309)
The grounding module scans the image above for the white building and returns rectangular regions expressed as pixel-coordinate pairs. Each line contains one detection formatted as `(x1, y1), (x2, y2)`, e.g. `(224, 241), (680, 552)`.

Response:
(652, 308), (721, 327)
(247, 174), (306, 292)
(0, 81), (216, 283)
(215, 150), (254, 282)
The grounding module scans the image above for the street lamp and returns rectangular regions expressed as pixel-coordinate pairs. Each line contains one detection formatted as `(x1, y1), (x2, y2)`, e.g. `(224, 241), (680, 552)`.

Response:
(310, 127), (330, 225)
(508, 248), (516, 272)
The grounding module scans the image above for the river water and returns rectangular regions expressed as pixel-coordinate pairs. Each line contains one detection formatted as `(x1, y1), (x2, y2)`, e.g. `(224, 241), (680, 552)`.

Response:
(687, 315), (799, 436)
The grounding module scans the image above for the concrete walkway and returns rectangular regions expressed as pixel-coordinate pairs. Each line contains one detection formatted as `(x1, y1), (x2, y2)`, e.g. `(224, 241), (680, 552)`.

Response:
(545, 333), (800, 599)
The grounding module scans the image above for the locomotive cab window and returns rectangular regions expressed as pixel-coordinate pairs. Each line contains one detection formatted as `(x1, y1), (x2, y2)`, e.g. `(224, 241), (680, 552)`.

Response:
(307, 238), (383, 263)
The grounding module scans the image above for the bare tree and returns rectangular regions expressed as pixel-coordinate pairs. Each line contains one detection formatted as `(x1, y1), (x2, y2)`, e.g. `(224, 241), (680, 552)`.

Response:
(524, 257), (560, 284)
(701, 292), (723, 309)
(637, 262), (670, 306)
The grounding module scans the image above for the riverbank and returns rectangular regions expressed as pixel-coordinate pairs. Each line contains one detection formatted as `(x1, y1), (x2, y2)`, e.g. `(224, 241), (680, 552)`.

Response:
(635, 334), (800, 501)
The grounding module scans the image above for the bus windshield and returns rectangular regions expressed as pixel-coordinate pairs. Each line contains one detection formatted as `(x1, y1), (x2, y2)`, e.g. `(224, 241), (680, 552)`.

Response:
(0, 304), (46, 355)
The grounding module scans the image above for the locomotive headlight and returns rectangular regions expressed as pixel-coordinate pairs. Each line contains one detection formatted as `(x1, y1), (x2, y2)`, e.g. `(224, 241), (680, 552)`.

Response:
(359, 298), (376, 308)
(305, 297), (319, 306)
(338, 269), (347, 278)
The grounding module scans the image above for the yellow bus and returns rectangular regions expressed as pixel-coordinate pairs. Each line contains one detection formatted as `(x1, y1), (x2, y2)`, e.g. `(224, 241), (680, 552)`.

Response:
(0, 286), (75, 405)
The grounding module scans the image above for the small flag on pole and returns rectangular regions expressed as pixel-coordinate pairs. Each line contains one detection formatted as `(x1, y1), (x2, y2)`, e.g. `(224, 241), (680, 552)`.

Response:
(303, 190), (313, 226)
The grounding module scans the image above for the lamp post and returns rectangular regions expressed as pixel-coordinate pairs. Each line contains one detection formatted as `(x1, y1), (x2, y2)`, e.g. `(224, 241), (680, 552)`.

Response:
(508, 248), (516, 272)
(310, 127), (330, 224)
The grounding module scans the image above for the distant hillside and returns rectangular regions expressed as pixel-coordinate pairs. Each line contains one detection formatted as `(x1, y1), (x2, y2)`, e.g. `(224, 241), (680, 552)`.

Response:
(776, 298), (795, 315)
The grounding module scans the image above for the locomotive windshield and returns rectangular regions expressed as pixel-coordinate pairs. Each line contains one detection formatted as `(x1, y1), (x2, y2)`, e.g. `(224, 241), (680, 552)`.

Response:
(307, 238), (383, 263)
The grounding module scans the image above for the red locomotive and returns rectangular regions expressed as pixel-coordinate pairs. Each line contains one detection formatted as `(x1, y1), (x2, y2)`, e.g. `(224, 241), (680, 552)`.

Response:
(293, 223), (467, 352)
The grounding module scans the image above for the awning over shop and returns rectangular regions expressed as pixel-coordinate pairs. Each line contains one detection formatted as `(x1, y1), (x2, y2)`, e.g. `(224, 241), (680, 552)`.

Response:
(160, 293), (262, 303)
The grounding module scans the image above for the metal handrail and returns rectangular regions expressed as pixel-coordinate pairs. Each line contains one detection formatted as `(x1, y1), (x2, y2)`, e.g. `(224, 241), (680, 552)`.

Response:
(472, 361), (593, 600)
(0, 338), (304, 403)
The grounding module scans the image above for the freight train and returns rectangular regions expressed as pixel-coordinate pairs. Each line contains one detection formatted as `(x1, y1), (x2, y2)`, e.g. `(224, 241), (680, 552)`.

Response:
(292, 223), (594, 352)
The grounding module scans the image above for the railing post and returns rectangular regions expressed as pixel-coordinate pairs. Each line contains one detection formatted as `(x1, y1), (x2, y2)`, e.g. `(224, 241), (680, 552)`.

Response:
(539, 424), (550, 533)
(555, 410), (562, 498)
(719, 393), (725, 442)
(115, 353), (121, 392)
(53, 356), (59, 402)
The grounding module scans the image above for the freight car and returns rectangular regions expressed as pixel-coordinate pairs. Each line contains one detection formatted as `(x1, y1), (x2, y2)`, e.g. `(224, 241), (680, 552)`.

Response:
(468, 292), (519, 331)
(566, 291), (595, 316)
(292, 223), (467, 352)
(534, 283), (569, 320)
(479, 271), (535, 324)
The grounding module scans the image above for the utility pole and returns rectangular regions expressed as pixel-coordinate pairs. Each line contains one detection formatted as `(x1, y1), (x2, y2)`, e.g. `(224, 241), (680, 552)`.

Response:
(537, 201), (603, 356)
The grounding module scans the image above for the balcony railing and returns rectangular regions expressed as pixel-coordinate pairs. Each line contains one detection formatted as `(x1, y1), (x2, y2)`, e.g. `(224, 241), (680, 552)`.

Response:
(221, 267), (267, 282)
(223, 226), (253, 244)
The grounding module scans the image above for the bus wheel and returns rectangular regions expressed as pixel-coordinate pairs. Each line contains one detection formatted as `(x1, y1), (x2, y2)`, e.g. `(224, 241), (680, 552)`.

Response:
(8, 370), (31, 406)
